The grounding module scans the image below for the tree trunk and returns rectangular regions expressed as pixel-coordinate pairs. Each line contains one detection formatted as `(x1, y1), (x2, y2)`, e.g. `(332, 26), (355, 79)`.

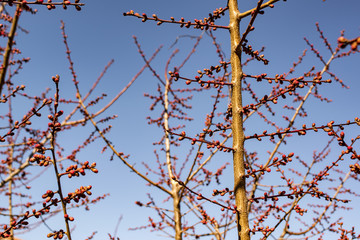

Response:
(228, 0), (250, 239)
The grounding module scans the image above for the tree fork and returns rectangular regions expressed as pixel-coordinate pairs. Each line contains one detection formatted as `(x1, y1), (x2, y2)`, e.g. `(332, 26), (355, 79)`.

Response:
(228, 0), (250, 239)
(164, 71), (183, 240)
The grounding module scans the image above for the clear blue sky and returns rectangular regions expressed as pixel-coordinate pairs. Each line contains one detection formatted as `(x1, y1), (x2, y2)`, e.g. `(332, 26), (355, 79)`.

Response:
(0, 0), (359, 239)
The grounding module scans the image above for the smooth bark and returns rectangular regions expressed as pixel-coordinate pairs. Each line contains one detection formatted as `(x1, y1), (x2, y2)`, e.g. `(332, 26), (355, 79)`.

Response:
(228, 0), (250, 239)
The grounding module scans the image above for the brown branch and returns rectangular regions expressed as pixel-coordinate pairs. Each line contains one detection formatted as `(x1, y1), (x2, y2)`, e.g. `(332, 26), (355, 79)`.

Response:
(123, 11), (229, 30)
(49, 76), (73, 240)
(0, 1), (85, 6)
(247, 50), (339, 214)
(75, 92), (172, 196)
(0, 4), (21, 95)
(238, 0), (280, 19)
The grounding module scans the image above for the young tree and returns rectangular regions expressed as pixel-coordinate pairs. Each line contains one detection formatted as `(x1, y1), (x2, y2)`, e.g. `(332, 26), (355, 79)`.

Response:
(0, 2), (123, 240)
(119, 0), (360, 239)
(0, 0), (359, 240)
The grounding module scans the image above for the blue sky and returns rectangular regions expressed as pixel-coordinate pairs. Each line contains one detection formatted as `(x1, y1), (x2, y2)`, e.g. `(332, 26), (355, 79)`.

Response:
(0, 0), (359, 239)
